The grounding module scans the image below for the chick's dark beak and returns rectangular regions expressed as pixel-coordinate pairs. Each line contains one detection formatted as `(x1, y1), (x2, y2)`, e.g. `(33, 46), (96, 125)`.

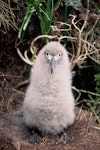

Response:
(50, 57), (56, 74)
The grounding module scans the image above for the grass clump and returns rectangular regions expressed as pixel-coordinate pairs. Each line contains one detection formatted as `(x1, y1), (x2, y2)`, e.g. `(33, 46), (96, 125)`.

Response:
(0, 0), (18, 33)
(18, 0), (62, 39)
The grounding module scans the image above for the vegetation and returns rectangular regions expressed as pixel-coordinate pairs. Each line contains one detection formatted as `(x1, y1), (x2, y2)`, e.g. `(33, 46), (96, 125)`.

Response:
(89, 0), (100, 12)
(18, 0), (83, 39)
(87, 67), (100, 124)
(18, 0), (62, 39)
(0, 0), (18, 33)
(17, 0), (100, 124)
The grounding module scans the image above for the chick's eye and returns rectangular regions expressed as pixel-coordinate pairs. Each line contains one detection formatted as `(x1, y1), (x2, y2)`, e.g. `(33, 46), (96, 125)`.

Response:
(59, 53), (61, 56)
(45, 51), (52, 61)
(54, 51), (63, 61)
(58, 52), (62, 57)
(45, 51), (49, 56)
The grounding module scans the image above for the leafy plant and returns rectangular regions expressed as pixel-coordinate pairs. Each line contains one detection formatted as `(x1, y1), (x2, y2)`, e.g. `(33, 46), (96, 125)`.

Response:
(18, 0), (84, 39)
(18, 0), (62, 39)
(95, 74), (100, 93)
(87, 71), (100, 123)
(89, 0), (100, 12)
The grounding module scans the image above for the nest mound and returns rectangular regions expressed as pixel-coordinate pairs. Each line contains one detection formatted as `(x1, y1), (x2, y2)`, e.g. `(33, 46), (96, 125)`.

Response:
(0, 107), (100, 150)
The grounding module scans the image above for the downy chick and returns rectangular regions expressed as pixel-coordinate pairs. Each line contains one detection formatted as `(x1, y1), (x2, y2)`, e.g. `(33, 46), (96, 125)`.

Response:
(23, 41), (75, 142)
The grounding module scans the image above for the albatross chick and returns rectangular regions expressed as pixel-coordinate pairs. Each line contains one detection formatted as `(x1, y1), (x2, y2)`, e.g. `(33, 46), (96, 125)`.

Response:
(23, 41), (75, 144)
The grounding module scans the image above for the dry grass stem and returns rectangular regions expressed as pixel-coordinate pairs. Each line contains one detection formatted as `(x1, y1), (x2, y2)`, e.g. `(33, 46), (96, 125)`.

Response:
(7, 94), (15, 111)
(58, 35), (76, 42)
(0, 0), (18, 32)
(91, 126), (100, 130)
(51, 21), (71, 32)
(70, 1), (89, 59)
(82, 17), (99, 53)
(31, 35), (58, 47)
(8, 0), (16, 26)
(90, 107), (100, 125)
(72, 86), (100, 103)
(12, 89), (25, 96)
(88, 55), (100, 65)
(15, 79), (29, 89)
(17, 48), (34, 65)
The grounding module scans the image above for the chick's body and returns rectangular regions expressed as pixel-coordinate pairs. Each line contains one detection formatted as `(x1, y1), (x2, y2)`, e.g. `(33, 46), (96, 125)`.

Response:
(23, 41), (75, 135)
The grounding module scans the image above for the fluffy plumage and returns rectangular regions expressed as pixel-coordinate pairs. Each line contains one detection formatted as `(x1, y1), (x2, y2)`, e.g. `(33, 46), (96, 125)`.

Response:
(23, 41), (75, 136)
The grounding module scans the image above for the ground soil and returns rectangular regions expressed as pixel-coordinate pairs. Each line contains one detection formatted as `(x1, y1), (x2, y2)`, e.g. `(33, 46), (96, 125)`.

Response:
(0, 0), (100, 149)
